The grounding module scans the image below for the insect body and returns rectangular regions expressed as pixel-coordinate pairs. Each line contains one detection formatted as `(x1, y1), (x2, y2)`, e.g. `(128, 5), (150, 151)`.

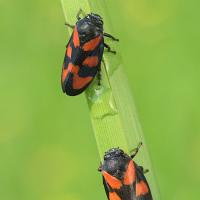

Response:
(98, 143), (153, 200)
(61, 9), (118, 96)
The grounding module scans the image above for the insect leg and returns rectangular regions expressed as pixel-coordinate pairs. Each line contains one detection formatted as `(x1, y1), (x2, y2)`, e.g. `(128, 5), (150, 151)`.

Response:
(143, 169), (149, 174)
(98, 162), (102, 171)
(104, 33), (119, 41)
(138, 166), (149, 174)
(65, 8), (84, 28)
(130, 142), (143, 158)
(65, 23), (75, 29)
(104, 43), (116, 54)
(97, 66), (101, 86)
(76, 8), (84, 20)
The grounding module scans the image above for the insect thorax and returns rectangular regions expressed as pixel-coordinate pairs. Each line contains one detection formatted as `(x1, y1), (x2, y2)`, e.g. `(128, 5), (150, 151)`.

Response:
(76, 15), (103, 44)
(103, 148), (131, 180)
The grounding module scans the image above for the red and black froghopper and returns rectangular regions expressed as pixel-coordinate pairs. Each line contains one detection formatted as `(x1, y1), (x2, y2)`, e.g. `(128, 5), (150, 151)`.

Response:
(99, 143), (153, 200)
(61, 10), (118, 96)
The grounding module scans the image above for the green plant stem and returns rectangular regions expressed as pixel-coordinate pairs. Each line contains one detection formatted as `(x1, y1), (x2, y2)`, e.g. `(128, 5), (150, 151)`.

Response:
(61, 0), (160, 199)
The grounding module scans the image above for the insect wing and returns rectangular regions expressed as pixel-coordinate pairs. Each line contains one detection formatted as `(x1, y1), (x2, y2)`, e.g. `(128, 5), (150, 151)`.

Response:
(62, 33), (104, 95)
(135, 165), (153, 200)
(102, 176), (112, 200)
(79, 37), (104, 75)
(61, 34), (75, 93)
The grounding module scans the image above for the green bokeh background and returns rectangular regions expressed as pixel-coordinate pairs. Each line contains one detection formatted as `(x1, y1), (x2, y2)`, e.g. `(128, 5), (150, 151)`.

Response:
(0, 0), (200, 200)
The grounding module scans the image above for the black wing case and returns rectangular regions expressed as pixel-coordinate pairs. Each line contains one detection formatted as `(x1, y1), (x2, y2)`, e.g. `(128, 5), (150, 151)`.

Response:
(102, 176), (111, 200)
(62, 37), (104, 96)
(61, 35), (74, 93)
(78, 39), (104, 78)
(135, 165), (153, 200)
(102, 176), (136, 200)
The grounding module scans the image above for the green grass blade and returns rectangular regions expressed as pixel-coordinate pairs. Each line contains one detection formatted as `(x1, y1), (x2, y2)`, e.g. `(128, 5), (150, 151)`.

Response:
(61, 1), (160, 199)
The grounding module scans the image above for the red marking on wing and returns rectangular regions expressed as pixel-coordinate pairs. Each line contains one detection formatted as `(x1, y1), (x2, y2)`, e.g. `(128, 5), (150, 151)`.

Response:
(62, 62), (92, 89)
(72, 74), (93, 89)
(102, 171), (122, 189)
(62, 63), (79, 82)
(82, 36), (102, 51)
(73, 26), (80, 48)
(109, 192), (121, 200)
(82, 56), (99, 67)
(66, 44), (72, 58)
(62, 64), (68, 82)
(123, 160), (136, 185)
(136, 181), (149, 197)
(68, 63), (79, 74)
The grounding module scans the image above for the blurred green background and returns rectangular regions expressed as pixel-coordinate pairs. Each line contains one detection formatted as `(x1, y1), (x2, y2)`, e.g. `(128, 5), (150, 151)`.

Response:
(0, 0), (200, 200)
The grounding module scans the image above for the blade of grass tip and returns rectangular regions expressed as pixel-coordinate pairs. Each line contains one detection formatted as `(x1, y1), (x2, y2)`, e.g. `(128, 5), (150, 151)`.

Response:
(61, 1), (160, 199)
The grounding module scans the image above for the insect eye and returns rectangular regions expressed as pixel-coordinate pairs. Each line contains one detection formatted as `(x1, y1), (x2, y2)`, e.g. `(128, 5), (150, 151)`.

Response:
(80, 23), (89, 31)
(116, 149), (124, 156)
(104, 154), (110, 160)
